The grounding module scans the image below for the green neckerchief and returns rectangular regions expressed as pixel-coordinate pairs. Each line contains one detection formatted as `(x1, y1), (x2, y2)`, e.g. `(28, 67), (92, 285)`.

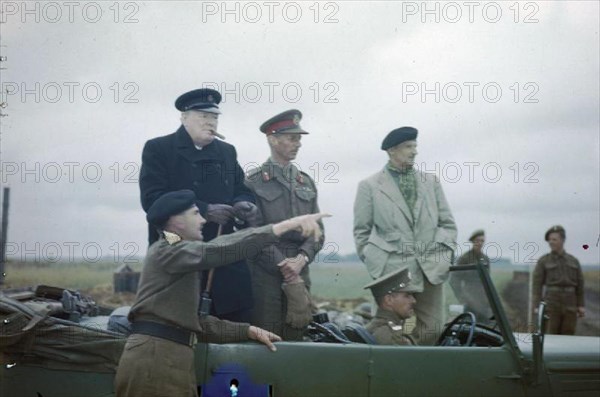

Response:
(387, 162), (417, 215)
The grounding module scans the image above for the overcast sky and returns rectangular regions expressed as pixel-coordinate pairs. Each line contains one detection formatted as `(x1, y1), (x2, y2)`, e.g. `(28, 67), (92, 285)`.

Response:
(1, 1), (599, 267)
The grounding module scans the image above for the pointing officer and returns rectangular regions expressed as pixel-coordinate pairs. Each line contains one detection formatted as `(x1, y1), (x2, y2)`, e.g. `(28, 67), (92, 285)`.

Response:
(115, 189), (329, 396)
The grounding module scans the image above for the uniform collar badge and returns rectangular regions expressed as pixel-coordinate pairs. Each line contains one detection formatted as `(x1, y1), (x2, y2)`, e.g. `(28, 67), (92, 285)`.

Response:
(163, 231), (182, 245)
(296, 173), (304, 184)
(388, 321), (403, 331)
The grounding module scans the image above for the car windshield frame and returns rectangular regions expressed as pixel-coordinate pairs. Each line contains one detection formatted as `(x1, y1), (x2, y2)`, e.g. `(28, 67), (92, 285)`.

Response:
(448, 262), (531, 375)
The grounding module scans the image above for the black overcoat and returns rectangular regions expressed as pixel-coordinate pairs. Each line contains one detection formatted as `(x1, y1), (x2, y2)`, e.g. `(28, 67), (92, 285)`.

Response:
(139, 125), (255, 316)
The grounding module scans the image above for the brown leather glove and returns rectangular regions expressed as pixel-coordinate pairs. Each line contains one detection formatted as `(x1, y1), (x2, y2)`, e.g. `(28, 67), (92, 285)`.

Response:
(282, 280), (312, 329)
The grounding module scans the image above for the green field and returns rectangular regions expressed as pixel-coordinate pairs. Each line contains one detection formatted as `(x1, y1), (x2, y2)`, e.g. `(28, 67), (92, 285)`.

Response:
(1, 260), (538, 304)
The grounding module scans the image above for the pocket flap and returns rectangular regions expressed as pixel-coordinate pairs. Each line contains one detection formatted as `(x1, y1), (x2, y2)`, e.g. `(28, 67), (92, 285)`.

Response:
(295, 188), (316, 201)
(368, 233), (397, 252)
(255, 186), (283, 201)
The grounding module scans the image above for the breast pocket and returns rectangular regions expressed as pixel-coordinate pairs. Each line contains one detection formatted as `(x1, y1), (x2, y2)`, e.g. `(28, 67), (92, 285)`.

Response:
(565, 261), (580, 283)
(295, 187), (316, 214)
(544, 262), (560, 284)
(255, 185), (286, 223)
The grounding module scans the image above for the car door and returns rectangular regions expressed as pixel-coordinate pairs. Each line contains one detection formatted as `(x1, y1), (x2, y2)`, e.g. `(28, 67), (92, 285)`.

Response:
(197, 341), (372, 397)
(368, 344), (527, 396)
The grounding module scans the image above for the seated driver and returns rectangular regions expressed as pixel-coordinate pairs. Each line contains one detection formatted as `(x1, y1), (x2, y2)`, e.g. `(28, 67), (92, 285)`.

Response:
(364, 269), (418, 345)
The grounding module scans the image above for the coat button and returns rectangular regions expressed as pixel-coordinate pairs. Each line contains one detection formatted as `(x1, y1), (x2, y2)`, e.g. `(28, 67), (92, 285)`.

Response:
(193, 181), (199, 186)
(191, 163), (197, 168)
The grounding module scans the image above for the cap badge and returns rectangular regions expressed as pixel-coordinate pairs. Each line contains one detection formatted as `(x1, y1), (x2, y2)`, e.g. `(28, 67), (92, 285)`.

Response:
(293, 114), (300, 125)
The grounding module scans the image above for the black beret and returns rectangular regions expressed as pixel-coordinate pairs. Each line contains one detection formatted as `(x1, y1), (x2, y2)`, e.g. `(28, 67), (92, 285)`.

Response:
(175, 88), (222, 113)
(260, 109), (308, 135)
(545, 225), (566, 241)
(146, 190), (197, 228)
(381, 127), (418, 150)
(363, 268), (417, 298)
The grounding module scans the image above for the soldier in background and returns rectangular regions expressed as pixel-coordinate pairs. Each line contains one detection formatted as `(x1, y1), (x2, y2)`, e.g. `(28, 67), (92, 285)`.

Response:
(364, 269), (417, 345)
(245, 109), (324, 340)
(449, 229), (493, 324)
(532, 225), (585, 335)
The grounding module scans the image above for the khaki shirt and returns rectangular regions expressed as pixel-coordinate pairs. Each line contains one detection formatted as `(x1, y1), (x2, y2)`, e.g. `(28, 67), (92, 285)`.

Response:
(532, 251), (585, 309)
(245, 159), (324, 275)
(129, 225), (277, 343)
(366, 308), (415, 346)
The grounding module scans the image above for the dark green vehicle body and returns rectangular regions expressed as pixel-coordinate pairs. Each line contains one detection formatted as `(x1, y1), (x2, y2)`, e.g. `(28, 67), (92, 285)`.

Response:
(1, 264), (599, 397)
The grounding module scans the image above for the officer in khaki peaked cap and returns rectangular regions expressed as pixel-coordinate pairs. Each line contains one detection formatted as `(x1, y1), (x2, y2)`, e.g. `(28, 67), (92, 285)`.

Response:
(364, 269), (418, 346)
(532, 225), (585, 335)
(245, 109), (324, 341)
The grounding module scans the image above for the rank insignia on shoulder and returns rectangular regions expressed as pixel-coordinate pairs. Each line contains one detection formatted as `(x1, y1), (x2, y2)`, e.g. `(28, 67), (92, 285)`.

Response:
(262, 171), (270, 182)
(163, 231), (182, 245)
(296, 174), (304, 184)
(388, 321), (403, 331)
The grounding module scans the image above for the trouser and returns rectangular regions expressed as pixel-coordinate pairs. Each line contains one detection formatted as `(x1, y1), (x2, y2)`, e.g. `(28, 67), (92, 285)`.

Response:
(411, 279), (445, 345)
(545, 291), (578, 335)
(546, 309), (577, 335)
(115, 334), (197, 397)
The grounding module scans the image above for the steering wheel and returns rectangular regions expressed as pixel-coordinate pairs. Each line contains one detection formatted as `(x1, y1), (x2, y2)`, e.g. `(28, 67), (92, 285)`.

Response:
(436, 312), (477, 346)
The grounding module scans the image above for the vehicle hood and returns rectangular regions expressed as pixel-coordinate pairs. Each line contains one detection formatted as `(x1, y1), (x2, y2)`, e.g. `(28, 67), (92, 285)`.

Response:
(515, 333), (600, 372)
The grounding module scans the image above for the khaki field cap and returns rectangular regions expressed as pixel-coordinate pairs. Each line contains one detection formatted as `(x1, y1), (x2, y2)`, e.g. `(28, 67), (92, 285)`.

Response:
(364, 268), (417, 298)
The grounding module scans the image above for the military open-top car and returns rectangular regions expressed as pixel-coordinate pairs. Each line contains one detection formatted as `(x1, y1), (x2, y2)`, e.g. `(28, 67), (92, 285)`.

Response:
(1, 263), (599, 397)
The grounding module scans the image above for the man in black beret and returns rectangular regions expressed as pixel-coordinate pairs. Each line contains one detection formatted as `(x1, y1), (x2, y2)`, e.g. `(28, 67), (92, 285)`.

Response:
(139, 88), (259, 323)
(354, 126), (457, 345)
(115, 189), (329, 396)
(364, 269), (418, 345)
(532, 225), (585, 334)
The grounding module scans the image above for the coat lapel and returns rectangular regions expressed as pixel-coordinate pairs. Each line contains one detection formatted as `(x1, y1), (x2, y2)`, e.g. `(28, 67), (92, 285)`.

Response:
(376, 168), (414, 227)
